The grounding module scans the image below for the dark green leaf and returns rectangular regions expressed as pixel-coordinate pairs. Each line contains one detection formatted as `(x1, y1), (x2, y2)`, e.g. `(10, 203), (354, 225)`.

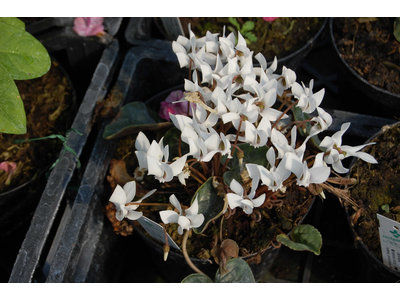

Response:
(394, 18), (400, 43)
(181, 273), (213, 283)
(0, 20), (50, 80)
(0, 64), (26, 134)
(221, 143), (268, 186)
(192, 176), (227, 234)
(215, 258), (255, 283)
(103, 101), (172, 139)
(276, 224), (322, 255)
(163, 127), (189, 160)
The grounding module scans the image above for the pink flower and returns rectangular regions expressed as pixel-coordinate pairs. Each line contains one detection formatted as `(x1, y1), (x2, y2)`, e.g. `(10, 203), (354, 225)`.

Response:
(73, 17), (105, 37)
(262, 17), (279, 22)
(159, 90), (191, 121)
(0, 161), (17, 185)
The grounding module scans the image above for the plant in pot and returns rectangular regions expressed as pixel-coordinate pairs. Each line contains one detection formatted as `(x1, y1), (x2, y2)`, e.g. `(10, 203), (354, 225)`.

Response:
(330, 17), (400, 118)
(345, 121), (400, 281)
(0, 17), (75, 281)
(104, 25), (377, 282)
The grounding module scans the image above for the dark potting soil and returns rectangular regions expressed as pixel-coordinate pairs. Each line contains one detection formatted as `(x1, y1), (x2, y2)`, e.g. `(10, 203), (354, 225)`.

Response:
(349, 123), (400, 261)
(0, 61), (74, 193)
(179, 17), (325, 62)
(332, 17), (400, 95)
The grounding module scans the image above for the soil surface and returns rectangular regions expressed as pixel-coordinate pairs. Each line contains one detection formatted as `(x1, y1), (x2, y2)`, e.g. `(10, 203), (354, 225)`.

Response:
(332, 17), (400, 94)
(180, 17), (325, 62)
(349, 123), (400, 260)
(0, 61), (74, 193)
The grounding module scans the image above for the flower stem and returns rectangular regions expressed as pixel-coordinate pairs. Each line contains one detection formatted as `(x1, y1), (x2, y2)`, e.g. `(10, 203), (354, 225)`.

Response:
(272, 99), (299, 130)
(182, 229), (206, 275)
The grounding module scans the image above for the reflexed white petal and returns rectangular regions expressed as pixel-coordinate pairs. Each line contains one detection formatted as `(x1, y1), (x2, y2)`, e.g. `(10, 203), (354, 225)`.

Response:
(241, 200), (254, 215)
(123, 181), (137, 203)
(178, 215), (191, 232)
(227, 193), (243, 210)
(230, 179), (244, 196)
(187, 214), (205, 228)
(159, 210), (179, 225)
(332, 160), (349, 174)
(355, 152), (378, 164)
(147, 156), (165, 178)
(169, 194), (182, 215)
(170, 155), (187, 176)
(175, 52), (191, 68)
(252, 194), (266, 208)
(135, 131), (151, 152)
(186, 196), (200, 216)
(125, 209), (143, 221)
(109, 185), (127, 205)
(139, 188), (157, 202)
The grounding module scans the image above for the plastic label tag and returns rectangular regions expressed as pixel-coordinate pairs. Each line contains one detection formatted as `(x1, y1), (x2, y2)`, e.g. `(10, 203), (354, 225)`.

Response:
(377, 214), (400, 273)
(137, 216), (180, 251)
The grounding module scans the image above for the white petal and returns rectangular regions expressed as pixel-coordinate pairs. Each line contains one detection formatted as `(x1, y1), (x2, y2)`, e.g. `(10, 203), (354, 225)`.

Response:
(109, 185), (127, 205)
(187, 214), (205, 228)
(135, 132), (151, 152)
(252, 194), (266, 208)
(178, 215), (191, 232)
(125, 209), (143, 221)
(159, 210), (179, 225)
(123, 181), (136, 203)
(230, 179), (244, 196)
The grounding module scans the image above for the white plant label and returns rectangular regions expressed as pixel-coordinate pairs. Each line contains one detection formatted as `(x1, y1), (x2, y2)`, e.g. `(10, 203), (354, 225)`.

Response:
(137, 216), (181, 251)
(377, 214), (400, 273)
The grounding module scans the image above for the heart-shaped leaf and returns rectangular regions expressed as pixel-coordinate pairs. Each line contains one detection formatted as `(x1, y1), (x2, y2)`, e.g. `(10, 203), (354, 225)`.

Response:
(192, 176), (227, 234)
(215, 258), (255, 283)
(181, 273), (213, 283)
(0, 63), (26, 134)
(103, 101), (172, 139)
(276, 224), (322, 255)
(0, 18), (50, 80)
(222, 143), (268, 186)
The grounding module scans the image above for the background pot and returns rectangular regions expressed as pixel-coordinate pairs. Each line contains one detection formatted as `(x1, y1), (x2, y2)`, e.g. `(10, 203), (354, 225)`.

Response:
(329, 18), (400, 119)
(345, 121), (400, 282)
(0, 57), (77, 282)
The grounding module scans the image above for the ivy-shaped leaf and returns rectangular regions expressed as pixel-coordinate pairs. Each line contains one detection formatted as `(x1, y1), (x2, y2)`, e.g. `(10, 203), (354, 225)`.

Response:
(394, 18), (400, 43)
(103, 101), (172, 139)
(221, 143), (268, 186)
(181, 273), (213, 283)
(0, 17), (50, 134)
(192, 176), (227, 234)
(276, 224), (322, 255)
(215, 258), (255, 283)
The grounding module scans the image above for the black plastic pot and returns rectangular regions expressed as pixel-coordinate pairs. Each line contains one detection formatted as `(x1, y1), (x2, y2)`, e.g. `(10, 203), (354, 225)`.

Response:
(7, 40), (120, 283)
(345, 121), (400, 282)
(329, 18), (400, 119)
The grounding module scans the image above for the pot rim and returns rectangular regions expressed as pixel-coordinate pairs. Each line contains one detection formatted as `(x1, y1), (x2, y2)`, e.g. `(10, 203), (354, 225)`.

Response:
(329, 17), (400, 100)
(345, 121), (400, 278)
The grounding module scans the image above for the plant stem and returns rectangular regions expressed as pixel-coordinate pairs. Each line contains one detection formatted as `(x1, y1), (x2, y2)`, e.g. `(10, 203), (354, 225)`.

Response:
(182, 230), (206, 275)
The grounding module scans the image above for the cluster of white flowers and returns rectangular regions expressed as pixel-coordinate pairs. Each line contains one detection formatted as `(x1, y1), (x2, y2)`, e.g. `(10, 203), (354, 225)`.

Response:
(109, 25), (378, 235)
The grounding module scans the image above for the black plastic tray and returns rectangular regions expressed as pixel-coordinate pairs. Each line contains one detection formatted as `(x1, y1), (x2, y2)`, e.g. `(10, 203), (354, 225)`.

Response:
(8, 39), (120, 283)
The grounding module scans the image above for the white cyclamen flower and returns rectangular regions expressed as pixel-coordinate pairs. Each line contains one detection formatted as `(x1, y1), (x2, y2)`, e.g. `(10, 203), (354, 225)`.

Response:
(319, 122), (378, 173)
(227, 179), (265, 215)
(109, 181), (156, 221)
(147, 154), (188, 183)
(159, 194), (205, 235)
(292, 79), (325, 114)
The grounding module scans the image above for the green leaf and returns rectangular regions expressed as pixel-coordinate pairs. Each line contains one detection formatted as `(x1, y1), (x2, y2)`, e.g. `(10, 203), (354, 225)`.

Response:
(394, 18), (400, 43)
(0, 63), (26, 134)
(0, 17), (25, 29)
(245, 32), (258, 42)
(222, 143), (268, 186)
(182, 273), (213, 283)
(215, 258), (255, 283)
(241, 21), (255, 33)
(103, 102), (172, 139)
(228, 17), (240, 30)
(276, 224), (322, 255)
(192, 176), (227, 234)
(0, 19), (50, 80)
